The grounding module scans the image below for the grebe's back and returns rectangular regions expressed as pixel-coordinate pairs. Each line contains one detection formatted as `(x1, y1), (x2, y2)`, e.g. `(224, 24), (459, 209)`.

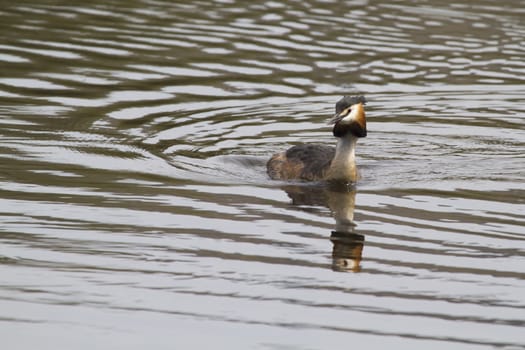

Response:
(267, 95), (367, 183)
(267, 143), (335, 181)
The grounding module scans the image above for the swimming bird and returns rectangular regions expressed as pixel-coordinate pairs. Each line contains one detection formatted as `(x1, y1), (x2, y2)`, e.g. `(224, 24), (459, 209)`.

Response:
(267, 95), (367, 182)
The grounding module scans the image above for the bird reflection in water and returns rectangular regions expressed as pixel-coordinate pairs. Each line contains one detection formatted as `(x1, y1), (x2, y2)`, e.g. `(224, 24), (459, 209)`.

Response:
(281, 182), (364, 272)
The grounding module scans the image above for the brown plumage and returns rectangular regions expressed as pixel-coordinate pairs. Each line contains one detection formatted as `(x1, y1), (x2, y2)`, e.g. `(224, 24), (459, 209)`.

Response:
(266, 144), (335, 181)
(267, 95), (367, 182)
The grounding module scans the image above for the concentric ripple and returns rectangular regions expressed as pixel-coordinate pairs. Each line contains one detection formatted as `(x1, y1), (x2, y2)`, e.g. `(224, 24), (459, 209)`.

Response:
(0, 0), (524, 349)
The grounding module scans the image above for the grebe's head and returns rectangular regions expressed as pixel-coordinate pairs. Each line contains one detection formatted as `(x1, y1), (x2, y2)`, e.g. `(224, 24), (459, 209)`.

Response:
(329, 95), (367, 138)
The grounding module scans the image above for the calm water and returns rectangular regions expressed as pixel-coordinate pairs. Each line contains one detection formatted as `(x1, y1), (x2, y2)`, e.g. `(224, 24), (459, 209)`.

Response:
(1, 0), (525, 349)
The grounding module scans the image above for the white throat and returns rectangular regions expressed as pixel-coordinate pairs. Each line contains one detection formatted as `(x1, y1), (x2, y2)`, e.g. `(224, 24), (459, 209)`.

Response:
(326, 134), (358, 182)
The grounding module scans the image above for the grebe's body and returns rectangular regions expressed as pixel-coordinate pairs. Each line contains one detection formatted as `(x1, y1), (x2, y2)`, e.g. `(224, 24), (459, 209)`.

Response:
(267, 96), (367, 183)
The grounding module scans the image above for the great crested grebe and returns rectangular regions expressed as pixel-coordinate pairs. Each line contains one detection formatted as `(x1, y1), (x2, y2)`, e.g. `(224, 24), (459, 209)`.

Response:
(267, 95), (367, 182)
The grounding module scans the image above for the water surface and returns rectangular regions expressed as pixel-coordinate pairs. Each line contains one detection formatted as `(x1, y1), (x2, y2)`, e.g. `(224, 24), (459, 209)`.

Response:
(1, 1), (524, 349)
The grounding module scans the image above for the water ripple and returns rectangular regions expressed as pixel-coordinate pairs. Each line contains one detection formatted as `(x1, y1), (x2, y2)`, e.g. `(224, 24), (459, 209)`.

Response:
(1, 0), (524, 349)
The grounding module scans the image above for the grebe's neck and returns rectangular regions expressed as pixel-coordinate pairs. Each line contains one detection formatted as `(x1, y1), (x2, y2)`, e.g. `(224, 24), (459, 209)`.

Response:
(326, 134), (358, 182)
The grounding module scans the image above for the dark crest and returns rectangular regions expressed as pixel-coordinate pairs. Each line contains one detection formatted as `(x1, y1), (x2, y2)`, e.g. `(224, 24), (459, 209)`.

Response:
(331, 95), (367, 138)
(335, 95), (367, 114)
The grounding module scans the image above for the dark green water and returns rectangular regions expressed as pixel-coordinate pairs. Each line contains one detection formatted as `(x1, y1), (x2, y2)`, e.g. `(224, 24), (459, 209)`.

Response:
(1, 1), (524, 349)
